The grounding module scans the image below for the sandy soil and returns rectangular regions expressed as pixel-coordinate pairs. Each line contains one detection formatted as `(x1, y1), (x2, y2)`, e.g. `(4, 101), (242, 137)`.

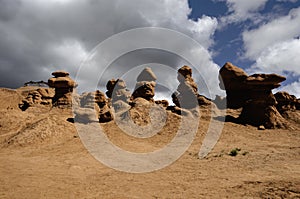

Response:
(0, 87), (299, 198)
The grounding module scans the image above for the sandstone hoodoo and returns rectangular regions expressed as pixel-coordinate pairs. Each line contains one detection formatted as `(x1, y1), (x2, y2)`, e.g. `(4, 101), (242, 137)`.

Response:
(106, 79), (131, 103)
(172, 65), (210, 110)
(48, 70), (76, 108)
(219, 62), (287, 129)
(219, 62), (248, 109)
(105, 78), (131, 113)
(131, 67), (157, 102)
(95, 90), (107, 108)
(17, 65), (296, 129)
(172, 65), (198, 109)
(75, 90), (113, 123)
(127, 67), (168, 126)
(95, 90), (114, 123)
(239, 73), (287, 129)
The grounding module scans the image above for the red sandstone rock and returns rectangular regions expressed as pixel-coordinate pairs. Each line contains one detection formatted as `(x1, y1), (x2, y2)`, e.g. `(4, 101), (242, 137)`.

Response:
(219, 62), (288, 129)
(48, 70), (76, 108)
(132, 67), (157, 102)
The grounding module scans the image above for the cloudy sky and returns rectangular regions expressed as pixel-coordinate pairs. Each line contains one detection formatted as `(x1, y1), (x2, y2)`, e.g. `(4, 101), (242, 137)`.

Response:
(0, 0), (300, 99)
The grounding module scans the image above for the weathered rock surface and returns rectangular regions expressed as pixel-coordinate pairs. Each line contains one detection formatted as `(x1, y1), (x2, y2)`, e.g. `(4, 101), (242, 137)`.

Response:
(213, 95), (227, 109)
(77, 90), (113, 123)
(95, 90), (114, 123)
(172, 65), (209, 109)
(95, 90), (107, 108)
(274, 91), (300, 125)
(19, 88), (55, 111)
(125, 97), (167, 127)
(219, 62), (248, 108)
(98, 104), (114, 123)
(48, 70), (76, 108)
(274, 91), (298, 113)
(105, 79), (131, 115)
(106, 79), (131, 103)
(132, 67), (157, 102)
(80, 92), (97, 109)
(136, 67), (157, 82)
(155, 100), (169, 108)
(219, 62), (288, 129)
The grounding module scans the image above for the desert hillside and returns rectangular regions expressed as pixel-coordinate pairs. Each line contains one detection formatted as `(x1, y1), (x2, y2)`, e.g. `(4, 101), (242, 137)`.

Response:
(0, 85), (300, 198)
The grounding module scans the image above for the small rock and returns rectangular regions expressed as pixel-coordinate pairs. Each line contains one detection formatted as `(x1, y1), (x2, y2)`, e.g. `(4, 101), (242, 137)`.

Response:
(258, 125), (265, 130)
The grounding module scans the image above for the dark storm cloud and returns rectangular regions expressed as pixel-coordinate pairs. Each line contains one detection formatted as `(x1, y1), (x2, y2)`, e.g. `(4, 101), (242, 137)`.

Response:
(0, 0), (219, 98)
(99, 49), (183, 88)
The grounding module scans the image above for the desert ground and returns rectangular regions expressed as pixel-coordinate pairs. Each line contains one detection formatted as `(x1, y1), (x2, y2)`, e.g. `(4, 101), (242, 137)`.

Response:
(0, 87), (299, 198)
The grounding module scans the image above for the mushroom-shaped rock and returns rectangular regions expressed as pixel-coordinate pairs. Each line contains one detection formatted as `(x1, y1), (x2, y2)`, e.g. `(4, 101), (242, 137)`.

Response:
(219, 62), (288, 129)
(48, 70), (76, 108)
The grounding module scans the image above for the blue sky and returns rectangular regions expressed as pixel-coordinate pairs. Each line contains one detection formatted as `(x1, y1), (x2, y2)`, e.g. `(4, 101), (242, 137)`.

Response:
(188, 0), (300, 96)
(0, 0), (299, 98)
(189, 0), (300, 68)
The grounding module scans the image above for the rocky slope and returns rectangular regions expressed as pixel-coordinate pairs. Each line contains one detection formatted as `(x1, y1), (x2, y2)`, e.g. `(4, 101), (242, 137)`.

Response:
(0, 85), (299, 198)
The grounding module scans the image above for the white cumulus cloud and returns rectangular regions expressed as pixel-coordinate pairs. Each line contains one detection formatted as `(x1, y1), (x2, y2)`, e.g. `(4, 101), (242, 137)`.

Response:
(249, 39), (300, 76)
(242, 6), (300, 97)
(243, 7), (300, 59)
(219, 0), (268, 25)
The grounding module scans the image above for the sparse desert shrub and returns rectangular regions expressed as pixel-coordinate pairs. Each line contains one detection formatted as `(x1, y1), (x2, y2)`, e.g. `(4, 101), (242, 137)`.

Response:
(229, 148), (241, 156)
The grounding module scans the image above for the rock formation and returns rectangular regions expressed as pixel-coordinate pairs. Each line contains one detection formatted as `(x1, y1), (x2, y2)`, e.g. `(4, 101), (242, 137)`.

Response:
(107, 67), (169, 128)
(172, 65), (210, 109)
(106, 79), (131, 103)
(274, 91), (298, 113)
(273, 91), (300, 125)
(105, 78), (131, 113)
(155, 100), (169, 108)
(19, 88), (55, 111)
(213, 95), (227, 109)
(95, 90), (107, 108)
(219, 62), (287, 129)
(48, 71), (76, 108)
(80, 92), (97, 109)
(78, 90), (113, 123)
(95, 90), (114, 123)
(219, 62), (248, 109)
(131, 67), (157, 102)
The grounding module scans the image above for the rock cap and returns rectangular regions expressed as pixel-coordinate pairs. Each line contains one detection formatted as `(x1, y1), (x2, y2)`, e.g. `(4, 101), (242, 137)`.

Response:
(51, 70), (69, 77)
(178, 65), (192, 78)
(137, 67), (157, 82)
